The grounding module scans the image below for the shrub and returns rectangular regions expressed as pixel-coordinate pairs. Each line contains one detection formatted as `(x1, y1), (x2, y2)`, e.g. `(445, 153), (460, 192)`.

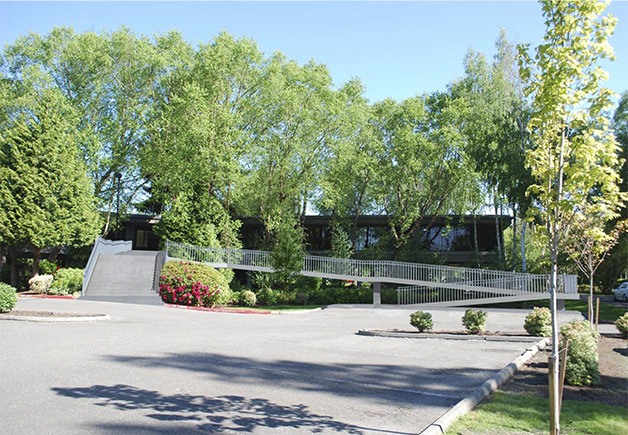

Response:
(524, 307), (552, 337)
(0, 282), (18, 313)
(28, 274), (54, 293)
(159, 261), (229, 307)
(241, 290), (257, 307)
(560, 320), (600, 386)
(462, 308), (488, 334)
(409, 311), (433, 332)
(615, 312), (628, 338)
(256, 287), (278, 306)
(49, 268), (83, 295)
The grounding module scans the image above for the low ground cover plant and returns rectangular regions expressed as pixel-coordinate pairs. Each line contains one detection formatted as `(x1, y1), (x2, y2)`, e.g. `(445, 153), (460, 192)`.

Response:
(524, 306), (552, 337)
(615, 312), (628, 338)
(159, 260), (230, 307)
(409, 311), (433, 332)
(0, 282), (18, 312)
(462, 308), (488, 334)
(560, 320), (600, 386)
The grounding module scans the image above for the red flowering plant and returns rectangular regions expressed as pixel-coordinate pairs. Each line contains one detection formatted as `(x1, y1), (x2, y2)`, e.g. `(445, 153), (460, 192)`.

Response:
(159, 260), (228, 307)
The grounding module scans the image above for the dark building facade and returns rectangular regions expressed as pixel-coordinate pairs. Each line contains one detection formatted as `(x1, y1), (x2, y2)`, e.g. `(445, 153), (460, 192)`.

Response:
(119, 214), (511, 266)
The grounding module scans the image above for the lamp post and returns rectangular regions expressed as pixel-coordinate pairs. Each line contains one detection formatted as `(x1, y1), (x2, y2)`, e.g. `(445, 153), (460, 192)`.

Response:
(115, 172), (122, 240)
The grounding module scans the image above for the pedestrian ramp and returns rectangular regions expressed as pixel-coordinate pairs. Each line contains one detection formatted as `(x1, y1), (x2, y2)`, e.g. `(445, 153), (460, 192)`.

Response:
(165, 241), (579, 307)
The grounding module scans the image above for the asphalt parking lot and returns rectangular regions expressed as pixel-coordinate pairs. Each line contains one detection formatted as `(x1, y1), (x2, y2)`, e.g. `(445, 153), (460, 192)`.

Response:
(0, 299), (582, 434)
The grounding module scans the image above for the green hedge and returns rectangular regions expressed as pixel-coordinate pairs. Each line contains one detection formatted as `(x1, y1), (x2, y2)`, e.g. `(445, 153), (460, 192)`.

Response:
(49, 268), (83, 295)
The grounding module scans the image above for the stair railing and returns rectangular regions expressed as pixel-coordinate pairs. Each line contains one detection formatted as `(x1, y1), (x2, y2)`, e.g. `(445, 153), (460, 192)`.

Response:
(82, 237), (132, 296)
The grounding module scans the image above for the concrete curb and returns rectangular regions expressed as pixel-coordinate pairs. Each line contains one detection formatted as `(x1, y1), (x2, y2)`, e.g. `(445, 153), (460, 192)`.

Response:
(164, 303), (273, 315)
(0, 313), (111, 322)
(18, 294), (76, 300)
(419, 337), (549, 435)
(357, 329), (541, 343)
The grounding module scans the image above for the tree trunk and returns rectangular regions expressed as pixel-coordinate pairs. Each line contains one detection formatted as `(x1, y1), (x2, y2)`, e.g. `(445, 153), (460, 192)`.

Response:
(9, 247), (18, 289)
(32, 247), (41, 277)
(549, 231), (561, 435)
(521, 220), (528, 273)
(494, 190), (503, 268)
(473, 212), (480, 268)
(589, 273), (595, 325)
(48, 246), (62, 263)
(511, 208), (518, 271)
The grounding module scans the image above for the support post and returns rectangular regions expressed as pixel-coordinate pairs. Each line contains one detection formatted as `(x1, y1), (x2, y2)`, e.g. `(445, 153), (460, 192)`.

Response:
(556, 298), (565, 310)
(373, 282), (381, 307)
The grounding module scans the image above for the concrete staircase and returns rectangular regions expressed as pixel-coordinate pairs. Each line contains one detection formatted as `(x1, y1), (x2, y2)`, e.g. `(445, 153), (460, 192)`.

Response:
(82, 251), (163, 305)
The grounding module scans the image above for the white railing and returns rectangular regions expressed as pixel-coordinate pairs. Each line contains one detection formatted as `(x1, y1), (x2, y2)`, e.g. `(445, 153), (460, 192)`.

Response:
(166, 241), (273, 271)
(165, 240), (579, 298)
(82, 237), (132, 295)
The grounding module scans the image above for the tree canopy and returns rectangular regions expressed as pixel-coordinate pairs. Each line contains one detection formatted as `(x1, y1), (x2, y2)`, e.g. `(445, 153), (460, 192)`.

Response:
(1, 13), (625, 289)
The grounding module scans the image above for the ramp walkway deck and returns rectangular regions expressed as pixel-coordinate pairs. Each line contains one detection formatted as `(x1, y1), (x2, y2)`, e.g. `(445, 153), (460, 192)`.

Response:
(166, 241), (578, 307)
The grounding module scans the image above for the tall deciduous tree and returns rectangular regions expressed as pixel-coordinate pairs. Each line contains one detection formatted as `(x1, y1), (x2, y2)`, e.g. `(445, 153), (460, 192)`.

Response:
(564, 214), (627, 321)
(519, 1), (623, 432)
(318, 79), (382, 249)
(451, 30), (534, 270)
(2, 27), (163, 232)
(372, 94), (478, 260)
(143, 32), (261, 249)
(597, 91), (628, 289)
(239, 54), (340, 250)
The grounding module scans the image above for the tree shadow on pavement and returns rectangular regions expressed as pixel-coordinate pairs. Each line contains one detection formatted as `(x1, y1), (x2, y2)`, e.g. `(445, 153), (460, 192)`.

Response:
(52, 384), (411, 434)
(102, 351), (496, 406)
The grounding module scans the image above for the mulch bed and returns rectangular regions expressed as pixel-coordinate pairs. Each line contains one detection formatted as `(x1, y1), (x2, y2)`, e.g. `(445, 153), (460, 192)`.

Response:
(501, 335), (628, 408)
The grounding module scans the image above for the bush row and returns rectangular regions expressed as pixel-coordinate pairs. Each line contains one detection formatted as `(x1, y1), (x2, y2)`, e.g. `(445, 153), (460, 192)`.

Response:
(409, 307), (605, 387)
(409, 309), (488, 334)
(229, 284), (397, 307)
(24, 268), (84, 295)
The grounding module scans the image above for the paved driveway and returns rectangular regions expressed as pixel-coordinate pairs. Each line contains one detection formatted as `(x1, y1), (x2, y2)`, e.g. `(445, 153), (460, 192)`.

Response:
(0, 299), (582, 434)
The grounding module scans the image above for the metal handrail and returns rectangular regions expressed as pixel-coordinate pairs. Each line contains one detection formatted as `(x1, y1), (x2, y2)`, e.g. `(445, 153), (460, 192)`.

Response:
(165, 240), (579, 296)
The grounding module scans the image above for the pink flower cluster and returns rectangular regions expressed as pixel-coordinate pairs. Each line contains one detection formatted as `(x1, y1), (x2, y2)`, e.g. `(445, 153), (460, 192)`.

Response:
(158, 264), (222, 307)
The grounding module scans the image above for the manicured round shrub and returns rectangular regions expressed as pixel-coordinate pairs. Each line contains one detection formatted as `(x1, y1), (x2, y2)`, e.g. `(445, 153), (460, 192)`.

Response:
(560, 320), (600, 386)
(0, 282), (18, 313)
(28, 274), (54, 293)
(49, 268), (83, 295)
(615, 312), (628, 338)
(409, 311), (433, 332)
(159, 260), (229, 307)
(524, 307), (552, 337)
(462, 308), (488, 334)
(241, 290), (257, 307)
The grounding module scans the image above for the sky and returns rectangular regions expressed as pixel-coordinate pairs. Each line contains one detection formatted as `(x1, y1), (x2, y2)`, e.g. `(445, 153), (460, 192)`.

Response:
(0, 1), (627, 104)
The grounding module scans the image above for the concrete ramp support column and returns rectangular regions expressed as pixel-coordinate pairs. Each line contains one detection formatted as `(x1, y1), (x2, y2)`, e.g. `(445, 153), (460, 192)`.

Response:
(373, 282), (381, 306)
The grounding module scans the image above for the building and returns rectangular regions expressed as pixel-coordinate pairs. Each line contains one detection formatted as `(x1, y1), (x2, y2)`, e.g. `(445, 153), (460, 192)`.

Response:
(119, 214), (511, 266)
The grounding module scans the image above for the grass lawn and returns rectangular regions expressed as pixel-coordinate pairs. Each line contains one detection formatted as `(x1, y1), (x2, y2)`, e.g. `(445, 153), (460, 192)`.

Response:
(480, 299), (626, 322)
(447, 391), (628, 435)
(545, 299), (626, 322)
